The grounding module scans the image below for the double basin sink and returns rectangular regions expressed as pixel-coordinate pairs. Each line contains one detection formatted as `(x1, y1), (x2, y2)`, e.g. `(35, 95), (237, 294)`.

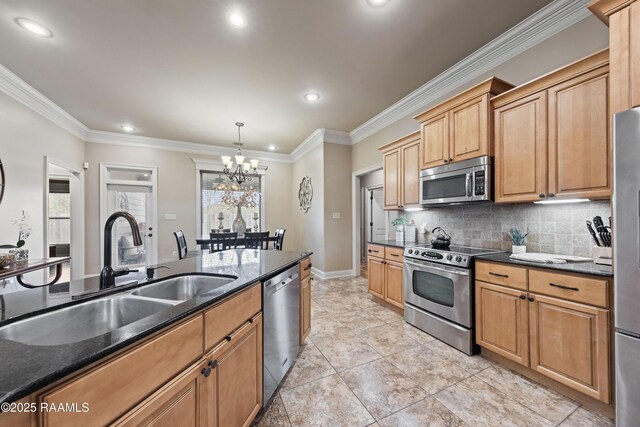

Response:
(0, 274), (237, 346)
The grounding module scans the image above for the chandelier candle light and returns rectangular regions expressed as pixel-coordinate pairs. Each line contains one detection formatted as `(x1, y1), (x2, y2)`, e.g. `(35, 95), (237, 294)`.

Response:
(220, 122), (265, 185)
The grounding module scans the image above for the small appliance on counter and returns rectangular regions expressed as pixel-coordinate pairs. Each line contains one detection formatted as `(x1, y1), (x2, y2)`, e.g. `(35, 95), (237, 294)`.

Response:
(430, 227), (451, 249)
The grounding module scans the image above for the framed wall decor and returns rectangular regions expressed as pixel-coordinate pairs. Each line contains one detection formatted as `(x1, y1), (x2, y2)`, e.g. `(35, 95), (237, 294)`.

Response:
(0, 158), (5, 205)
(298, 176), (313, 213)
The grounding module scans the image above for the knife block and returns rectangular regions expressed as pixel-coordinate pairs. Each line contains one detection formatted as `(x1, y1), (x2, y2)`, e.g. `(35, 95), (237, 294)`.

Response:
(593, 247), (612, 266)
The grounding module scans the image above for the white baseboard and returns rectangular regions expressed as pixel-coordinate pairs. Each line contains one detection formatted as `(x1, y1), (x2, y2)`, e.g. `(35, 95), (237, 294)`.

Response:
(310, 268), (354, 280)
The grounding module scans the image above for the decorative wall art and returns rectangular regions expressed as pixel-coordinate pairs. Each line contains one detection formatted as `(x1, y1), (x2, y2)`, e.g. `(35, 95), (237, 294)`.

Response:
(298, 176), (313, 213)
(0, 157), (5, 205)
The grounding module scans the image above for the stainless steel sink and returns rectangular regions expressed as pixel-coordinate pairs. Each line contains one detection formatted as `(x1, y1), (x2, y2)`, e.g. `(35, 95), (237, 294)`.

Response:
(131, 275), (235, 301)
(0, 296), (177, 346)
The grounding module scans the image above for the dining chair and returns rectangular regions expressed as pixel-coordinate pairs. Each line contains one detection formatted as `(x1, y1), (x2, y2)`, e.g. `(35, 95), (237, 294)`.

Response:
(208, 232), (238, 252)
(210, 228), (231, 233)
(274, 228), (286, 251)
(244, 231), (270, 250)
(173, 230), (189, 259)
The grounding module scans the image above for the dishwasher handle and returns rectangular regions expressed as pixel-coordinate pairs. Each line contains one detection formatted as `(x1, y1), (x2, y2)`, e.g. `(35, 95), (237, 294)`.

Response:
(264, 272), (299, 295)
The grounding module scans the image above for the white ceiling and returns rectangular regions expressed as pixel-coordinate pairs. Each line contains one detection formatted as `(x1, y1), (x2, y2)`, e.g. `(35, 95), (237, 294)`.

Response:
(0, 0), (552, 153)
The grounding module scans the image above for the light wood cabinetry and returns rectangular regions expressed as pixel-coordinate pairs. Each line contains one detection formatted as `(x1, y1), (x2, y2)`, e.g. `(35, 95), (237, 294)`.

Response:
(475, 261), (611, 404)
(414, 77), (514, 168)
(492, 50), (611, 203)
(30, 284), (263, 427)
(379, 132), (421, 210)
(300, 256), (312, 344)
(367, 244), (404, 309)
(590, 0), (640, 113)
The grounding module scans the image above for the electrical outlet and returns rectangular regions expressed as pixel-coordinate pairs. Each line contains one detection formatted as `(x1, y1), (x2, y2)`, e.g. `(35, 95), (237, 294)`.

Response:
(164, 213), (177, 220)
(332, 212), (341, 219)
(172, 251), (177, 257)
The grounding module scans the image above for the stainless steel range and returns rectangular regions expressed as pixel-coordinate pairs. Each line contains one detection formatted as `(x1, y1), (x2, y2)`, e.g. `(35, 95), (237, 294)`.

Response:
(403, 245), (503, 355)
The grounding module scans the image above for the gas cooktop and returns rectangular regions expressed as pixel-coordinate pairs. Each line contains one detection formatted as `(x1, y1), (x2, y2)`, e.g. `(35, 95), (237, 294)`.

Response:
(403, 245), (504, 268)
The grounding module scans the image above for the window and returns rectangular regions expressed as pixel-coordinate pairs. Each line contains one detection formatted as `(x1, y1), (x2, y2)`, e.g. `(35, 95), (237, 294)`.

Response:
(200, 171), (262, 237)
(48, 180), (70, 246)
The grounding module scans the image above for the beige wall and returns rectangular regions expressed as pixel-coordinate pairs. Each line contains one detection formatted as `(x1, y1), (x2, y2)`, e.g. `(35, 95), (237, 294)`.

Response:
(351, 16), (609, 173)
(291, 143), (325, 271)
(84, 142), (293, 275)
(0, 91), (85, 280)
(323, 143), (352, 272)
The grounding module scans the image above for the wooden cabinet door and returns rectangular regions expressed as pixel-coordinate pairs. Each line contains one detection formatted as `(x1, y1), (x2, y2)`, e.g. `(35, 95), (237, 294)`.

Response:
(450, 94), (490, 162)
(421, 113), (449, 169)
(215, 315), (263, 427)
(548, 68), (611, 199)
(633, 2), (640, 108)
(609, 2), (640, 113)
(300, 276), (311, 343)
(368, 257), (385, 299)
(494, 92), (548, 203)
(401, 139), (421, 208)
(475, 281), (529, 366)
(383, 149), (400, 209)
(385, 261), (404, 309)
(529, 294), (610, 403)
(113, 361), (207, 427)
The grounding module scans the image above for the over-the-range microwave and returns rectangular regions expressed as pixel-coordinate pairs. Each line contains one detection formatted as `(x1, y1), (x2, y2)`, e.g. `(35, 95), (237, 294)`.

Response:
(420, 156), (492, 206)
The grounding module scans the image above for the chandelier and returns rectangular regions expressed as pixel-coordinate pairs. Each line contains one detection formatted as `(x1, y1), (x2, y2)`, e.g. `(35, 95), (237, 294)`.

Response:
(220, 122), (263, 185)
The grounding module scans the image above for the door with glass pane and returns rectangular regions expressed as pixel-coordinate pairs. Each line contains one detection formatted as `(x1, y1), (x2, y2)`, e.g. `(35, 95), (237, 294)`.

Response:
(100, 164), (158, 269)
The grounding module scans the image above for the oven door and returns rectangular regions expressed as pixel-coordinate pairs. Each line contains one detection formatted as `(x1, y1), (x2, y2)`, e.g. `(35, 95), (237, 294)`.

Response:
(403, 258), (472, 327)
(420, 168), (473, 205)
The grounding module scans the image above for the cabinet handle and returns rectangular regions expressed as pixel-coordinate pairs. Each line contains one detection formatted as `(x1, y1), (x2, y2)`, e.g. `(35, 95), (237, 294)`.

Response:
(538, 194), (545, 198)
(519, 294), (526, 300)
(303, 264), (312, 271)
(549, 282), (579, 291)
(389, 253), (400, 257)
(528, 296), (535, 302)
(489, 272), (509, 278)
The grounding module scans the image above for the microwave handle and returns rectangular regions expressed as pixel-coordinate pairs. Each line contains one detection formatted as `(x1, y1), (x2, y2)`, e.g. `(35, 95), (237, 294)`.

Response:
(465, 173), (472, 197)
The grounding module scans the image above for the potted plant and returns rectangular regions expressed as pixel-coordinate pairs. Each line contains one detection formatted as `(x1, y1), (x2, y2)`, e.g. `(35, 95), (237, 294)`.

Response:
(392, 216), (409, 241)
(508, 228), (529, 254)
(1, 211), (32, 264)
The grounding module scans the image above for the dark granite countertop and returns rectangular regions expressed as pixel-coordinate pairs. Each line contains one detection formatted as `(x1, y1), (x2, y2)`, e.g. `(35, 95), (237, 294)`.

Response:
(368, 238), (427, 249)
(476, 252), (613, 278)
(0, 249), (311, 404)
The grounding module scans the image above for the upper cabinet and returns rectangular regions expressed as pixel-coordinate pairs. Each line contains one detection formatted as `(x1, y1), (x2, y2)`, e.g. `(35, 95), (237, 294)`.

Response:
(379, 131), (421, 210)
(589, 0), (640, 114)
(414, 77), (514, 169)
(492, 50), (611, 203)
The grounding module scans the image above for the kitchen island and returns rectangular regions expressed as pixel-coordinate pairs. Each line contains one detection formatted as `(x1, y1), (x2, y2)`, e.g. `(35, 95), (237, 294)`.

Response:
(0, 249), (311, 427)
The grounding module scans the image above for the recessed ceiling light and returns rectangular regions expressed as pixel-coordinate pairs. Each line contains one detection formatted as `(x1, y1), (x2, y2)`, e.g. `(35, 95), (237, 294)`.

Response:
(226, 11), (246, 28)
(304, 93), (320, 102)
(15, 18), (52, 37)
(366, 0), (390, 7)
(268, 144), (277, 151)
(120, 124), (136, 133)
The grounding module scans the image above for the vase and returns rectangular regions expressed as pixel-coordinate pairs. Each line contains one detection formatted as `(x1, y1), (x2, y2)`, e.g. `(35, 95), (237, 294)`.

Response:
(395, 225), (404, 242)
(512, 245), (526, 254)
(233, 205), (247, 237)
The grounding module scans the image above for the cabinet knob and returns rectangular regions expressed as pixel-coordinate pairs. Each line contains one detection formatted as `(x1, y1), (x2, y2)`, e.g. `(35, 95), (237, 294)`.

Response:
(225, 335), (232, 342)
(208, 360), (217, 368)
(538, 194), (545, 198)
(528, 296), (535, 302)
(449, 158), (453, 162)
(443, 159), (449, 163)
(548, 193), (555, 198)
(519, 294), (526, 300)
(201, 367), (212, 378)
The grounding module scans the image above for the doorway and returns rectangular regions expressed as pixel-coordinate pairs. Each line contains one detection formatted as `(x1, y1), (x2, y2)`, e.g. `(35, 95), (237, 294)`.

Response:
(100, 164), (158, 269)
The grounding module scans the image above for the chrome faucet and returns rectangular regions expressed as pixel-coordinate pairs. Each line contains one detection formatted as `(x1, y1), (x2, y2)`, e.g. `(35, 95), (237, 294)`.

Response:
(100, 211), (143, 289)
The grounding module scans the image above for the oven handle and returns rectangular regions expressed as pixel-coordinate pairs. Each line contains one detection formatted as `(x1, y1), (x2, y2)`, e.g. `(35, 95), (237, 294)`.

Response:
(404, 258), (469, 276)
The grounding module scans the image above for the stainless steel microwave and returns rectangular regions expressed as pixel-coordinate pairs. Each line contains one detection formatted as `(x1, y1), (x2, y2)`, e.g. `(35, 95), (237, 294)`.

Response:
(420, 156), (492, 206)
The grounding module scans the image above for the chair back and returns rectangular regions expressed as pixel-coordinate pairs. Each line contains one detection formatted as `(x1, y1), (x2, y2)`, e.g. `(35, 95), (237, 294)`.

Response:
(211, 228), (231, 233)
(274, 228), (286, 251)
(173, 230), (188, 259)
(244, 231), (270, 250)
(208, 232), (238, 252)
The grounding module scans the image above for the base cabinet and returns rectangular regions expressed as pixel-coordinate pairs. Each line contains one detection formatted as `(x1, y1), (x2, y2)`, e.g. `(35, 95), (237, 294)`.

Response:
(300, 257), (312, 344)
(384, 261), (404, 309)
(367, 256), (385, 300)
(367, 245), (404, 309)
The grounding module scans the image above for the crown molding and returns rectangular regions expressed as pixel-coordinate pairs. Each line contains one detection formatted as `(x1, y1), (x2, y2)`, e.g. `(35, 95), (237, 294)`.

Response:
(349, 0), (593, 144)
(0, 64), (90, 139)
(324, 129), (352, 145)
(86, 130), (292, 163)
(289, 128), (325, 162)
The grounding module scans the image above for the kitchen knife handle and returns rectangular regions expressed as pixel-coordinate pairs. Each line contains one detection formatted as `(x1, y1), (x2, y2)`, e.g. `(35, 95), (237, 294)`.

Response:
(549, 282), (579, 292)
(489, 272), (509, 278)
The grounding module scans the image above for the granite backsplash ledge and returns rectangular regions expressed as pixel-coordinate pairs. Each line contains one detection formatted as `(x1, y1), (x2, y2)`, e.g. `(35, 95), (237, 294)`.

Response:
(394, 200), (611, 257)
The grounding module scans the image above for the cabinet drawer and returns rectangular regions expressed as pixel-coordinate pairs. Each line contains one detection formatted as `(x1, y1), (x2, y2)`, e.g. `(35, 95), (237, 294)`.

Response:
(367, 244), (384, 258)
(205, 284), (261, 350)
(529, 269), (609, 308)
(40, 316), (203, 427)
(384, 246), (404, 262)
(475, 261), (527, 290)
(300, 257), (312, 279)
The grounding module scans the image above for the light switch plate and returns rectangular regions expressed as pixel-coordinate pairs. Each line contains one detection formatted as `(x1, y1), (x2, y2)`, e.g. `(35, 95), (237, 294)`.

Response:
(164, 213), (177, 220)
(332, 212), (341, 219)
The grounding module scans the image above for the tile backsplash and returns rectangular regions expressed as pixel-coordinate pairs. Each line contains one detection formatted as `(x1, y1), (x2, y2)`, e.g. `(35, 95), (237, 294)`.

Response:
(395, 201), (611, 257)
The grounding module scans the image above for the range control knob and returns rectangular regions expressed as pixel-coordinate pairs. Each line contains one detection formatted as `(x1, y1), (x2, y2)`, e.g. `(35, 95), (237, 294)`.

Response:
(408, 249), (413, 255)
(446, 255), (453, 261)
(455, 256), (462, 262)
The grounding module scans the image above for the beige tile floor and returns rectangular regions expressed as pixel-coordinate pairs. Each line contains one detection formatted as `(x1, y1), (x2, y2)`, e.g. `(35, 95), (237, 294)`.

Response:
(257, 276), (614, 427)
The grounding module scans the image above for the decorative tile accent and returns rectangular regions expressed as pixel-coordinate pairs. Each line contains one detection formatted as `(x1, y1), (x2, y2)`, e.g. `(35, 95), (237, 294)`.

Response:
(280, 374), (375, 427)
(340, 359), (427, 420)
(477, 365), (578, 424)
(377, 397), (467, 427)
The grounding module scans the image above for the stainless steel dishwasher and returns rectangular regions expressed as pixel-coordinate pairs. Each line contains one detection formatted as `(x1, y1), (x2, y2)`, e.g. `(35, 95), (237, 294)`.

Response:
(262, 264), (300, 406)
